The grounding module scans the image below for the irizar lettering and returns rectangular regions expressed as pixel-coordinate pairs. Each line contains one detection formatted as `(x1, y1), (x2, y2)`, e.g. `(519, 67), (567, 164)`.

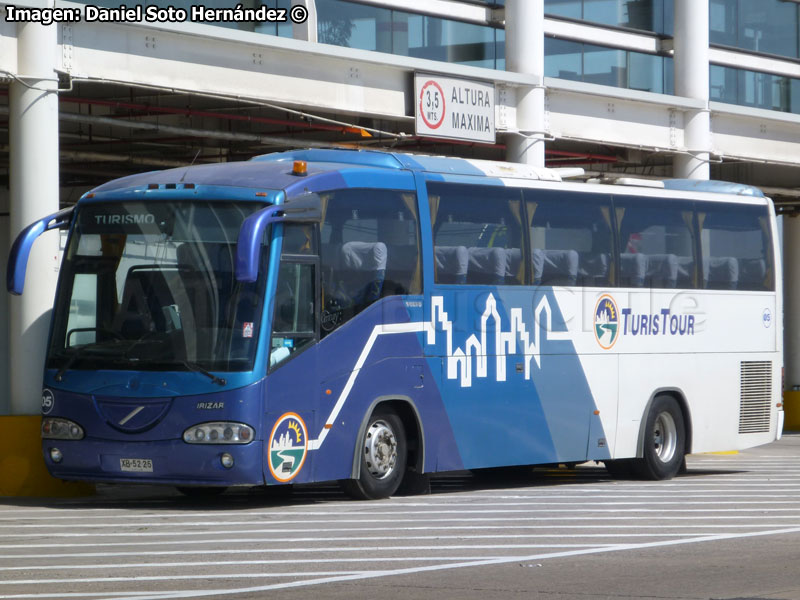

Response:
(196, 402), (224, 409)
(621, 308), (695, 336)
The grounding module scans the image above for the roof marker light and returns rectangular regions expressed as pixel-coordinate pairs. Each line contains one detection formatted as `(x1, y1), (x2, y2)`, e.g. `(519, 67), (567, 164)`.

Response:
(292, 160), (308, 177)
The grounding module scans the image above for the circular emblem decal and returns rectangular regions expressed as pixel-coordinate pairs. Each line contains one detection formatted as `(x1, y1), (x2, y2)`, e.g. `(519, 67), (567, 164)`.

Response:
(762, 308), (773, 329)
(268, 413), (308, 483)
(41, 389), (55, 415)
(594, 294), (620, 350)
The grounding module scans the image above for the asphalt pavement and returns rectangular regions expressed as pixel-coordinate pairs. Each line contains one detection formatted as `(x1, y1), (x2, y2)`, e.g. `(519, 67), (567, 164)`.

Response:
(2, 435), (800, 600)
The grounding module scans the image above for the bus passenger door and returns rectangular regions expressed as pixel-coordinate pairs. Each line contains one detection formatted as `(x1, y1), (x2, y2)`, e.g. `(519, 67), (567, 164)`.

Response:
(263, 225), (320, 485)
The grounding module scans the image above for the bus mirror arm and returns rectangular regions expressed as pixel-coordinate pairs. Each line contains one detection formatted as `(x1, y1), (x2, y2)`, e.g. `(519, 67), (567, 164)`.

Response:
(7, 206), (75, 295)
(235, 194), (321, 283)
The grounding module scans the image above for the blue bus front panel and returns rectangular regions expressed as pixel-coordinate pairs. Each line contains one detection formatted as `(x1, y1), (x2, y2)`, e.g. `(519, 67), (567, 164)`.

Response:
(42, 380), (267, 486)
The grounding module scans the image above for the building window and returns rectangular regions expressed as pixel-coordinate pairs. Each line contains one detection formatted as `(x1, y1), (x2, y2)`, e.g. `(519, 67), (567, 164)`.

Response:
(710, 0), (799, 59)
(711, 64), (800, 114)
(545, 38), (672, 94)
(545, 0), (669, 34)
(316, 0), (503, 68)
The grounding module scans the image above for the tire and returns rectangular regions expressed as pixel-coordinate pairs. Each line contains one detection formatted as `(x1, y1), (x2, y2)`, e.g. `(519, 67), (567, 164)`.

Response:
(342, 409), (407, 500)
(633, 395), (686, 480)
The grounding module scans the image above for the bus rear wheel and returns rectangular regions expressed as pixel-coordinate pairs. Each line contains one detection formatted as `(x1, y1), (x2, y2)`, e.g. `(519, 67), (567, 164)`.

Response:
(633, 395), (686, 480)
(342, 409), (407, 500)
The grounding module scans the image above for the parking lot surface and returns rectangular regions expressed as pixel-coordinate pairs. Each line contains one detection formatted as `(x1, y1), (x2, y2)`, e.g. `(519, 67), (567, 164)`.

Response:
(3, 435), (800, 600)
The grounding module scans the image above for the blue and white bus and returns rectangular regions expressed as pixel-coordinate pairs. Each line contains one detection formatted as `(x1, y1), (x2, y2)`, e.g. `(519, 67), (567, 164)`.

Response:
(8, 149), (783, 499)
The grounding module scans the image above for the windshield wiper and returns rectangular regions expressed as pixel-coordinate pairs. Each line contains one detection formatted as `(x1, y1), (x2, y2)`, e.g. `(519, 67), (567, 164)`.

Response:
(181, 360), (227, 386)
(54, 340), (126, 382)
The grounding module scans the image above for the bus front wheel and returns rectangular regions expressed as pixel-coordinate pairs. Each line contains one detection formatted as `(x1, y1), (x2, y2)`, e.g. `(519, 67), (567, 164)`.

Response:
(342, 409), (407, 500)
(634, 395), (686, 480)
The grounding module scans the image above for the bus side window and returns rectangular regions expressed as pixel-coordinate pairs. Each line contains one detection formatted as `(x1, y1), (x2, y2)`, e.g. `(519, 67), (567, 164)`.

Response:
(428, 182), (523, 285)
(524, 190), (613, 287)
(270, 261), (316, 368)
(697, 202), (774, 292)
(319, 189), (421, 337)
(615, 198), (697, 289)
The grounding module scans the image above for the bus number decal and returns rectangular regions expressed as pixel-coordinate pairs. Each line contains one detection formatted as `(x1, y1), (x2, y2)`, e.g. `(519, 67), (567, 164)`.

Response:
(268, 413), (308, 482)
(41, 389), (55, 415)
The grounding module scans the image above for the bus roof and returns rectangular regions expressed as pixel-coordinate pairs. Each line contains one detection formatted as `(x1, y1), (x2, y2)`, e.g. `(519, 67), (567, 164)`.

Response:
(81, 148), (766, 202)
(251, 149), (565, 182)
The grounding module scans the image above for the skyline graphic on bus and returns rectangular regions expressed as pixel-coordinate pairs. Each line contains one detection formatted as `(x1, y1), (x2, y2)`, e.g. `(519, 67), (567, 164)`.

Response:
(428, 294), (570, 388)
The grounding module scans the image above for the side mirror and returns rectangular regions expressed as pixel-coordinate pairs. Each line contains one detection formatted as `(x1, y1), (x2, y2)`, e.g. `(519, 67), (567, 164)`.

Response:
(7, 206), (74, 295)
(235, 194), (321, 283)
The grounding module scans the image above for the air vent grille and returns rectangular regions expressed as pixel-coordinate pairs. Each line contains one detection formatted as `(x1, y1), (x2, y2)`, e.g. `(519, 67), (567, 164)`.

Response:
(739, 361), (772, 434)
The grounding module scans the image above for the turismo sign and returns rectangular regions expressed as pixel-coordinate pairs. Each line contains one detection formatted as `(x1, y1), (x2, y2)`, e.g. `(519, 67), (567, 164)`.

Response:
(414, 74), (495, 143)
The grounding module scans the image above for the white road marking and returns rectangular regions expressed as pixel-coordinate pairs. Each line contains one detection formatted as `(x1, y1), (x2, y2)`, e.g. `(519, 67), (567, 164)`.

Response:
(4, 452), (800, 600)
(0, 572), (368, 586)
(86, 525), (800, 600)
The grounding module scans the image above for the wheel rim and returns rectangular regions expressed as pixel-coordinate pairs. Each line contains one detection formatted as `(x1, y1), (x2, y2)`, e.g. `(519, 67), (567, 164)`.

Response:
(364, 420), (398, 480)
(652, 411), (678, 463)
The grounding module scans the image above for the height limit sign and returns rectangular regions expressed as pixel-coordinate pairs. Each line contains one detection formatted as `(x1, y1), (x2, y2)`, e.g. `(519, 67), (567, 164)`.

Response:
(414, 74), (495, 144)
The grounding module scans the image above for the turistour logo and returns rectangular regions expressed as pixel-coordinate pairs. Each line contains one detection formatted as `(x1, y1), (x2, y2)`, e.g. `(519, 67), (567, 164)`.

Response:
(594, 294), (619, 349)
(268, 413), (308, 482)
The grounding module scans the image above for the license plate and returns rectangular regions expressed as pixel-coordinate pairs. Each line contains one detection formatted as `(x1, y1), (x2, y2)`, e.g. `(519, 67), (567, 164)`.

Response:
(120, 458), (153, 472)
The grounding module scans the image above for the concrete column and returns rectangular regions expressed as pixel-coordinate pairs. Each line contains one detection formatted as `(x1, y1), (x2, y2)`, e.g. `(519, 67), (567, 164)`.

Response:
(504, 0), (546, 167)
(673, 0), (711, 179)
(0, 186), (9, 416)
(291, 0), (317, 43)
(784, 215), (800, 390)
(8, 17), (61, 415)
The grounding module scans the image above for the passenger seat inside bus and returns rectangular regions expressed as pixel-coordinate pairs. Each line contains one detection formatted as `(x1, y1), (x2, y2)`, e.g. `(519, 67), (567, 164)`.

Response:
(467, 247), (507, 285)
(704, 256), (739, 290)
(434, 246), (468, 284)
(339, 241), (387, 309)
(620, 253), (648, 287)
(532, 248), (579, 286)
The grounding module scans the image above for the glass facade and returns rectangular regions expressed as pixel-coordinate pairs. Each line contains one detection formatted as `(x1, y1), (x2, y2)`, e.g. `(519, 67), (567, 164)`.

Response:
(316, 0), (504, 68)
(710, 0), (799, 59)
(711, 64), (800, 114)
(545, 0), (671, 34)
(545, 0), (800, 59)
(545, 38), (672, 94)
(73, 0), (800, 116)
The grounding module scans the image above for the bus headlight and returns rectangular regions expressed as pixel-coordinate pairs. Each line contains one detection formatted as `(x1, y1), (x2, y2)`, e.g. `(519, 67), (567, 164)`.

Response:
(42, 418), (84, 440)
(183, 422), (254, 444)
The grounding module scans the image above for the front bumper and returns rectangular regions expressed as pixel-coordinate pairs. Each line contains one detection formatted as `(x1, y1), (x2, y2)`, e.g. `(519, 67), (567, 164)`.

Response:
(42, 438), (265, 486)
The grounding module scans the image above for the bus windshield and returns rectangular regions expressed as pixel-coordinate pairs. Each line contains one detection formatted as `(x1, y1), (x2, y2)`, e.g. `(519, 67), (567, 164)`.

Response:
(47, 201), (270, 374)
